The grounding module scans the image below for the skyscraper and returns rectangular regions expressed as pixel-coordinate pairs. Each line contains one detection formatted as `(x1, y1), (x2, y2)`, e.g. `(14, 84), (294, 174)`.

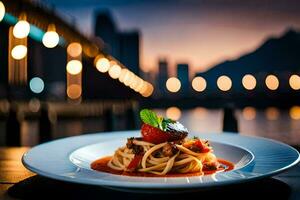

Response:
(156, 59), (169, 96)
(177, 63), (190, 95)
(119, 31), (140, 75)
(94, 11), (119, 58)
(94, 11), (140, 75)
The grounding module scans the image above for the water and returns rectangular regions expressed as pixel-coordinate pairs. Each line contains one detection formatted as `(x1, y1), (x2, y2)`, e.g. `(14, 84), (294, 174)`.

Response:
(156, 107), (300, 145)
(1, 107), (299, 146)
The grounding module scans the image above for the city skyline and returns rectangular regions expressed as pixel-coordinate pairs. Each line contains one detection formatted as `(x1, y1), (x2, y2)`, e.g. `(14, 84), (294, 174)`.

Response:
(39, 0), (300, 75)
(1, 0), (300, 102)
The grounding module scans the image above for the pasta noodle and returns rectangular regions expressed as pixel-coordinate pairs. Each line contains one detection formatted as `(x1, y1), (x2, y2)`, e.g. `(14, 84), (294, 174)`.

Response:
(92, 109), (234, 176)
(107, 138), (219, 175)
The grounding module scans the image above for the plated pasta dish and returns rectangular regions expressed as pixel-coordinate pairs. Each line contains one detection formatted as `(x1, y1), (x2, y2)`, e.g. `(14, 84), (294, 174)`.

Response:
(91, 109), (234, 177)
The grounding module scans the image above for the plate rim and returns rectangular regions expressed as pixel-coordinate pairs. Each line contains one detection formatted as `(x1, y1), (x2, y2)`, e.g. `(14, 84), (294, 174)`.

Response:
(22, 131), (300, 189)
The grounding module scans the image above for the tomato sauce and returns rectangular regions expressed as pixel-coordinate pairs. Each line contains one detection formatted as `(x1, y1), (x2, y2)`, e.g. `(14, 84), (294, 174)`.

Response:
(90, 156), (234, 177)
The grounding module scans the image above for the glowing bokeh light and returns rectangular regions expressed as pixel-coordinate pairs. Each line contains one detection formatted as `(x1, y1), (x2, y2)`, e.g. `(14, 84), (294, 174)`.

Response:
(217, 75), (232, 91)
(29, 77), (44, 94)
(166, 77), (181, 93)
(67, 42), (82, 58)
(141, 83), (154, 97)
(242, 107), (256, 120)
(66, 60), (82, 75)
(95, 57), (110, 73)
(84, 44), (98, 58)
(11, 45), (27, 60)
(28, 98), (41, 113)
(289, 74), (300, 90)
(42, 31), (59, 48)
(13, 20), (30, 39)
(139, 81), (149, 94)
(67, 84), (82, 99)
(192, 76), (206, 92)
(242, 74), (256, 90)
(129, 75), (139, 89)
(166, 107), (181, 120)
(124, 71), (134, 86)
(0, 100), (9, 113)
(119, 69), (130, 83)
(192, 107), (207, 120)
(265, 107), (280, 121)
(0, 1), (5, 22)
(108, 64), (122, 79)
(290, 106), (300, 120)
(134, 78), (145, 92)
(265, 75), (279, 90)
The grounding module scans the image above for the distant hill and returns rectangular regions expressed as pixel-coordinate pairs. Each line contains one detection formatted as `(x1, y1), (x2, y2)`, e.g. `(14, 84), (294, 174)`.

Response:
(196, 29), (300, 92)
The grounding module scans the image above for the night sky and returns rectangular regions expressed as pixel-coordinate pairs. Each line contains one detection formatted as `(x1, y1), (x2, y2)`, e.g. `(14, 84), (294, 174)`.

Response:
(42, 0), (300, 75)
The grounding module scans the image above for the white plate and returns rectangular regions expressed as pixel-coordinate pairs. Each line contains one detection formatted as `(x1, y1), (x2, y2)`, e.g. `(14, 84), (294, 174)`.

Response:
(22, 131), (300, 192)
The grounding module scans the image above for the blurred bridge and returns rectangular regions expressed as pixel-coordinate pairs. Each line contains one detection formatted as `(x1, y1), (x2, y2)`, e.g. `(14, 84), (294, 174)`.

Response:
(0, 0), (153, 100)
(0, 0), (154, 146)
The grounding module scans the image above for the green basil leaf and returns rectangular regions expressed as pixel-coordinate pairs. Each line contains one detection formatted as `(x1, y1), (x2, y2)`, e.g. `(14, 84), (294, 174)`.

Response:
(140, 109), (159, 127)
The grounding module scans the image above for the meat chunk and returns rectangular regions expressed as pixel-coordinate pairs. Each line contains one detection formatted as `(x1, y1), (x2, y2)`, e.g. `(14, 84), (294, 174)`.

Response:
(162, 142), (178, 157)
(126, 138), (134, 149)
(126, 138), (144, 155)
(132, 145), (144, 155)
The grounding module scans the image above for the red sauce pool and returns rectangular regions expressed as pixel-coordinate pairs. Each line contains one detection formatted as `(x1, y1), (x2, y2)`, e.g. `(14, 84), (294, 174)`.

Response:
(90, 156), (234, 177)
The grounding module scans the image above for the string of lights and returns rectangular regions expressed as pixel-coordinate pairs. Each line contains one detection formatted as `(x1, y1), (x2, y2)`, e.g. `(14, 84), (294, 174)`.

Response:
(166, 74), (300, 93)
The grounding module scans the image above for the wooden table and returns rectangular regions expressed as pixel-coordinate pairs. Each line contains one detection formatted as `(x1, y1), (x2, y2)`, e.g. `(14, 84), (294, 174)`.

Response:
(1, 147), (300, 200)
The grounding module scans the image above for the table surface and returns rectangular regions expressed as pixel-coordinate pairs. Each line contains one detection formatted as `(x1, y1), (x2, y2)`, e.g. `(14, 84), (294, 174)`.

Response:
(0, 147), (300, 200)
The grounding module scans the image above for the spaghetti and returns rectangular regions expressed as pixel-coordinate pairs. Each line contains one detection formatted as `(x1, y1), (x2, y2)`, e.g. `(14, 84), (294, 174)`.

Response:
(107, 137), (220, 175)
(91, 109), (232, 176)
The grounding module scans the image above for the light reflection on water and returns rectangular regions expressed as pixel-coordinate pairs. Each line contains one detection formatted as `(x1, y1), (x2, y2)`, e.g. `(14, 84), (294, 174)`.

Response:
(156, 108), (223, 134)
(156, 107), (300, 145)
(3, 107), (300, 146)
